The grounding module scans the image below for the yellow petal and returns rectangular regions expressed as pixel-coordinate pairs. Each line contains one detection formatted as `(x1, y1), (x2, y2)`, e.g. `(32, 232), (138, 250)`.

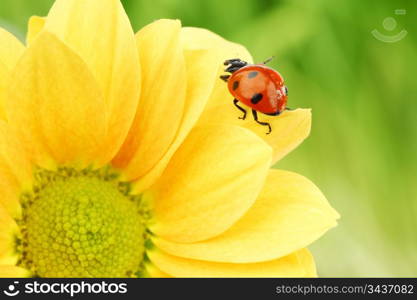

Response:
(145, 263), (172, 278)
(146, 124), (272, 243)
(26, 16), (46, 45)
(0, 204), (19, 265)
(149, 248), (316, 277)
(298, 248), (317, 277)
(131, 28), (249, 191)
(0, 28), (25, 119)
(6, 33), (107, 168)
(113, 19), (186, 180)
(133, 48), (220, 192)
(0, 163), (20, 217)
(154, 169), (339, 263)
(0, 62), (9, 120)
(0, 265), (31, 278)
(201, 109), (311, 166)
(45, 0), (141, 162)
(0, 28), (25, 70)
(0, 121), (32, 217)
(243, 109), (311, 164)
(181, 27), (252, 59)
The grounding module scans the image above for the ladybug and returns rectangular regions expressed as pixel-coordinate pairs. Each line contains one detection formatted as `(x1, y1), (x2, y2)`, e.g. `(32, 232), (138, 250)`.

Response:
(220, 57), (289, 134)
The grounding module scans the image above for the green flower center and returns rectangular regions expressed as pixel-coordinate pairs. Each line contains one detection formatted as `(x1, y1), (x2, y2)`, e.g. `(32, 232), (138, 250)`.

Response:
(17, 168), (149, 278)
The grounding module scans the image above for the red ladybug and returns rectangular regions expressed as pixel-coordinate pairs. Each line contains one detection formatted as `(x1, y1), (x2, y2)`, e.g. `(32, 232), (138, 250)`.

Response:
(220, 58), (289, 134)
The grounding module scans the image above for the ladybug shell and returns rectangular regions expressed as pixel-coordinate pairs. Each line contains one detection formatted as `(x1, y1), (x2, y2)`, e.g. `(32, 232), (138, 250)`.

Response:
(227, 64), (287, 115)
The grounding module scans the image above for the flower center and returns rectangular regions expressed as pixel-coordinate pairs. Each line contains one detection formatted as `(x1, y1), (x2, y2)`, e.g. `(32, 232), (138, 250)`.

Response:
(17, 168), (149, 277)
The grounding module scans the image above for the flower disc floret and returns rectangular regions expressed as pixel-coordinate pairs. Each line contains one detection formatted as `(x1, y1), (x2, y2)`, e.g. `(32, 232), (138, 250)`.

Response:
(19, 168), (147, 277)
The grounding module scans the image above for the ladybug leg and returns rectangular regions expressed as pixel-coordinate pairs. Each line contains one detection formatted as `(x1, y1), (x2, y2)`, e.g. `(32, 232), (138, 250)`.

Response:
(233, 99), (247, 120)
(224, 58), (244, 65)
(224, 59), (248, 73)
(285, 107), (293, 111)
(225, 63), (247, 73)
(220, 75), (230, 82)
(252, 109), (272, 134)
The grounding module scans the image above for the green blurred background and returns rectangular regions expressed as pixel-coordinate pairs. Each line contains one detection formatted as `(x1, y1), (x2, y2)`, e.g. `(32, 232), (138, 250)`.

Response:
(1, 0), (416, 277)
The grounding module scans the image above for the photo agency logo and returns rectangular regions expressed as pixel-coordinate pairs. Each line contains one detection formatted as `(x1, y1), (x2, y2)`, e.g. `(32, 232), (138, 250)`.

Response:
(3, 281), (20, 297)
(372, 9), (407, 43)
(2, 281), (128, 297)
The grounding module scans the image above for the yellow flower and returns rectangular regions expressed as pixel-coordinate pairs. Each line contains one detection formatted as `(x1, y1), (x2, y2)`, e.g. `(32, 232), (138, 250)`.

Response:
(0, 0), (339, 278)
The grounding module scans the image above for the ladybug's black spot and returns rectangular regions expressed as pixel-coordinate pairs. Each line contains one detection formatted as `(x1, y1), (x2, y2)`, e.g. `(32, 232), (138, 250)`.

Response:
(232, 81), (239, 90)
(251, 93), (263, 104)
(248, 71), (259, 79)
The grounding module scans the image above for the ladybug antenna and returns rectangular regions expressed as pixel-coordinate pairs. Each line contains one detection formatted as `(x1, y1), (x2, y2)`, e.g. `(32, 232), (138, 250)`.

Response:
(262, 56), (275, 64)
